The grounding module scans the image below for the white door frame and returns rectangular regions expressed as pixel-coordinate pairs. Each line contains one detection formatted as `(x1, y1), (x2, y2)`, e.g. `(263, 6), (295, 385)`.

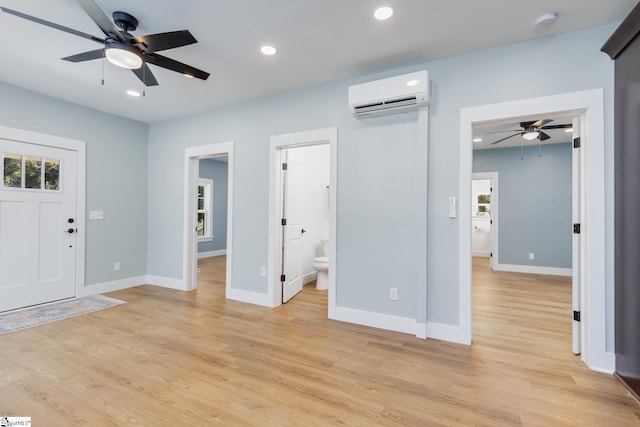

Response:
(459, 89), (609, 372)
(183, 141), (233, 294)
(0, 125), (86, 299)
(267, 127), (337, 311)
(471, 172), (498, 268)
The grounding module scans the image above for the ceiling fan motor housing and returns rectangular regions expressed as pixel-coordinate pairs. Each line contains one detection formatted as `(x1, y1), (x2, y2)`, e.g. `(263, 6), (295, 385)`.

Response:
(113, 11), (138, 32)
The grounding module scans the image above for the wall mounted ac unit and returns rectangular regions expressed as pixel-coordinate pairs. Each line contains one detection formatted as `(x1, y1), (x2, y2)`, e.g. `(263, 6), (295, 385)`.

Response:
(348, 70), (429, 118)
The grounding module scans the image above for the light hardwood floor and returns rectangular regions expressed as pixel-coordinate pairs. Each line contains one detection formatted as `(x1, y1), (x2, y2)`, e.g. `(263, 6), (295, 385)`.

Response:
(0, 256), (638, 425)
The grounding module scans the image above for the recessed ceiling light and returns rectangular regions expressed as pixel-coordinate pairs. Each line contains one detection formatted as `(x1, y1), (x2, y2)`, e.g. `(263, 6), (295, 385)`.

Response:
(535, 12), (557, 29)
(565, 128), (574, 133)
(473, 138), (483, 143)
(261, 45), (277, 55)
(406, 79), (421, 87)
(127, 90), (141, 97)
(374, 6), (394, 21)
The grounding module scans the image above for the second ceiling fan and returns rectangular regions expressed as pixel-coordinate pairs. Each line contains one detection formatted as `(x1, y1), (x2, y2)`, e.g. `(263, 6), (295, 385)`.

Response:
(1, 0), (210, 87)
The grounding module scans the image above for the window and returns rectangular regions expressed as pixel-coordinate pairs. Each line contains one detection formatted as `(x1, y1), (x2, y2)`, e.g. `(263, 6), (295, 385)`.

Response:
(197, 178), (213, 242)
(2, 153), (60, 191)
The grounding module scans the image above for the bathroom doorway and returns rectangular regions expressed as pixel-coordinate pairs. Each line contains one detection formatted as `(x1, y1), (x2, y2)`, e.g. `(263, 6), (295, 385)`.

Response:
(267, 127), (337, 312)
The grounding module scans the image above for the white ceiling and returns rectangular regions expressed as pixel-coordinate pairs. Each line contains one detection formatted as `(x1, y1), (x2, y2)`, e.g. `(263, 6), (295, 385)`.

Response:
(473, 116), (575, 150)
(0, 0), (635, 123)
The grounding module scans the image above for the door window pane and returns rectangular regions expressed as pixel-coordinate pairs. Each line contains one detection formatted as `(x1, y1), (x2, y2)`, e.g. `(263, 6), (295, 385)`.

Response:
(197, 212), (205, 236)
(25, 156), (42, 189)
(3, 153), (21, 188)
(44, 159), (60, 191)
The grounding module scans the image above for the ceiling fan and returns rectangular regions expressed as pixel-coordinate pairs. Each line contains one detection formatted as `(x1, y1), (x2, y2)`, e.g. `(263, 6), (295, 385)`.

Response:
(489, 119), (572, 145)
(0, 0), (210, 87)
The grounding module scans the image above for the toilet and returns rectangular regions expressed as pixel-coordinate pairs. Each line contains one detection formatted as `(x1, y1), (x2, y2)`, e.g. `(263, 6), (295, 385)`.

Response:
(312, 238), (329, 290)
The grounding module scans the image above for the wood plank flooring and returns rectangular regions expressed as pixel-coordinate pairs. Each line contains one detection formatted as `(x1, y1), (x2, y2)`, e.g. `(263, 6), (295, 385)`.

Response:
(0, 255), (638, 425)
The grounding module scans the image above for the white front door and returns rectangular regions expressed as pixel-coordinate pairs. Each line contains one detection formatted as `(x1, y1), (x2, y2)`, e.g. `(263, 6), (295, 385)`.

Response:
(0, 139), (77, 312)
(281, 151), (304, 303)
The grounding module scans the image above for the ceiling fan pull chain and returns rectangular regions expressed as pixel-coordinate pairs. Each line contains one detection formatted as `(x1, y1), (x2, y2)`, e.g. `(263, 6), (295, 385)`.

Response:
(101, 54), (105, 86)
(521, 136), (524, 160)
(142, 63), (146, 97)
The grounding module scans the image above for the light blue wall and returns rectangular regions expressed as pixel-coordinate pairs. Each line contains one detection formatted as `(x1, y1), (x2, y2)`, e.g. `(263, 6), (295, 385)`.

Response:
(474, 143), (573, 268)
(197, 158), (228, 253)
(0, 81), (148, 286)
(147, 23), (615, 346)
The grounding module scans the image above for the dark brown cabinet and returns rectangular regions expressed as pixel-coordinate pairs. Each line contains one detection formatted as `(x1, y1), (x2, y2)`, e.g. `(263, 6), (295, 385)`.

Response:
(602, 1), (640, 401)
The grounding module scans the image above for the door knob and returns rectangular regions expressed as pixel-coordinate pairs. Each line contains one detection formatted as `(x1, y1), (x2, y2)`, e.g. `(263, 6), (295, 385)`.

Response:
(68, 218), (75, 223)
(301, 229), (307, 234)
(67, 228), (75, 234)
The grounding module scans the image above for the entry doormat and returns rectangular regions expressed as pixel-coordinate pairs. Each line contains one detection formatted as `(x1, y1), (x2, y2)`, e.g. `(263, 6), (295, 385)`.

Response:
(0, 295), (126, 335)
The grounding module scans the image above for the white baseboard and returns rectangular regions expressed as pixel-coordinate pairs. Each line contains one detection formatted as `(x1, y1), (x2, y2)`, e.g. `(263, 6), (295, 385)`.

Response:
(226, 288), (273, 307)
(78, 275), (147, 297)
(472, 251), (490, 257)
(146, 275), (187, 291)
(197, 249), (227, 259)
(589, 352), (616, 374)
(427, 321), (470, 345)
(330, 306), (417, 335)
(494, 263), (572, 277)
(416, 322), (427, 339)
(303, 271), (318, 285)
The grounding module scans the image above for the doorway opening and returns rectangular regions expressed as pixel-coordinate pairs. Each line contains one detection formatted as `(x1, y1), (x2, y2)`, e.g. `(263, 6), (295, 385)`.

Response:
(459, 89), (609, 372)
(267, 127), (337, 312)
(183, 142), (233, 296)
(471, 113), (577, 358)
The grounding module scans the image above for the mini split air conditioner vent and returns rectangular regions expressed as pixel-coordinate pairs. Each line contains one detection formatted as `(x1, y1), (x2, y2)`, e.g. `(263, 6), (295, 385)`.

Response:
(348, 70), (429, 118)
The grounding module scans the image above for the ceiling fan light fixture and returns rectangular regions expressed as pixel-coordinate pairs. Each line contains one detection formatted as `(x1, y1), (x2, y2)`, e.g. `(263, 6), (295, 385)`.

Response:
(105, 41), (142, 69)
(522, 130), (539, 141)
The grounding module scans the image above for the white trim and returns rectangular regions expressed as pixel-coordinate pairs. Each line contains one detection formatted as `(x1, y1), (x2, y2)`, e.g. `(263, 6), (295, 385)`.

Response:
(332, 306), (417, 335)
(427, 322), (469, 345)
(459, 89), (608, 371)
(226, 288), (272, 307)
(0, 125), (87, 301)
(416, 322), (427, 339)
(77, 276), (146, 297)
(183, 142), (234, 298)
(303, 271), (318, 285)
(146, 275), (187, 291)
(197, 249), (227, 259)
(493, 264), (572, 277)
(268, 127), (338, 309)
(472, 251), (491, 257)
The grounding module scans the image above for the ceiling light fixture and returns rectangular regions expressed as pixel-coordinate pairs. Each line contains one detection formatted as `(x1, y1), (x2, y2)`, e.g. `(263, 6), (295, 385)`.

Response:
(105, 41), (142, 69)
(126, 90), (141, 97)
(565, 128), (573, 133)
(374, 6), (394, 21)
(473, 138), (483, 143)
(522, 130), (540, 140)
(184, 73), (194, 78)
(261, 45), (277, 56)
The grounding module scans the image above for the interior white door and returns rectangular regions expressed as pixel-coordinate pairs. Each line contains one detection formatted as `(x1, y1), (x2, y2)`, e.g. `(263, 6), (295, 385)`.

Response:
(0, 139), (77, 312)
(281, 151), (304, 303)
(571, 117), (581, 354)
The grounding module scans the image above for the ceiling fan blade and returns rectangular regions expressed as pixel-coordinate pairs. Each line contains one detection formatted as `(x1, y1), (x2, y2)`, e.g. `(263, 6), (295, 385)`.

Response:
(0, 7), (104, 43)
(62, 49), (104, 62)
(531, 119), (552, 128)
(131, 64), (159, 87)
(520, 120), (537, 129)
(75, 0), (125, 41)
(145, 53), (210, 80)
(490, 133), (521, 145)
(133, 30), (197, 54)
(486, 129), (524, 134)
(539, 131), (551, 141)
(540, 124), (573, 130)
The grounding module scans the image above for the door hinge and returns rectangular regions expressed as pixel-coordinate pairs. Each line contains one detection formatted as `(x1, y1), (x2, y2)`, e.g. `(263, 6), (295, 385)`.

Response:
(282, 162), (288, 170)
(573, 223), (581, 234)
(573, 310), (581, 322)
(573, 137), (581, 148)
(281, 218), (287, 226)
(280, 274), (286, 282)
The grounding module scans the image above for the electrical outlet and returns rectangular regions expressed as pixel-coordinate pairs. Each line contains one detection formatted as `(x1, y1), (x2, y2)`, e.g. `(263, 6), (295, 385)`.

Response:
(260, 266), (267, 277)
(529, 253), (535, 260)
(114, 262), (121, 272)
(389, 287), (398, 301)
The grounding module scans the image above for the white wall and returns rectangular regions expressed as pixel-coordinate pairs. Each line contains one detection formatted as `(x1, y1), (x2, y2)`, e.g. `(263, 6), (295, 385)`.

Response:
(286, 145), (330, 280)
(146, 24), (615, 348)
